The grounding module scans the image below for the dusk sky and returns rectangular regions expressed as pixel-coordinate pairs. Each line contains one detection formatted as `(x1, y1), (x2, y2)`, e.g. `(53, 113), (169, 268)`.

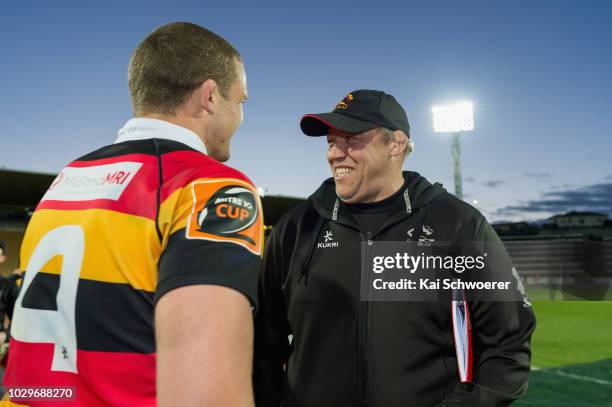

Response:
(1, 0), (611, 222)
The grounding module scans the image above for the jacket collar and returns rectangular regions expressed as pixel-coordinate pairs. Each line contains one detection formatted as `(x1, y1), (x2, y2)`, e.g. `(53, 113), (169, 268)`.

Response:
(308, 171), (446, 231)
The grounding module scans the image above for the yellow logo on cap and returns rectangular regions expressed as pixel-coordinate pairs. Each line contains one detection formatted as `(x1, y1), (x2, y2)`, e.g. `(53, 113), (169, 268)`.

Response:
(335, 93), (354, 110)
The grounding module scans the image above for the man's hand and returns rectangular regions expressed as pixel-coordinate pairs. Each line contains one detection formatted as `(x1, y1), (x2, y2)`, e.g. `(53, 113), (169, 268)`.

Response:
(156, 285), (255, 407)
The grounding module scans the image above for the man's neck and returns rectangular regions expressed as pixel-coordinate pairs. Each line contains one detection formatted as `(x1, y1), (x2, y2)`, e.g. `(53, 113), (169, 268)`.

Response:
(367, 172), (405, 203)
(139, 113), (204, 143)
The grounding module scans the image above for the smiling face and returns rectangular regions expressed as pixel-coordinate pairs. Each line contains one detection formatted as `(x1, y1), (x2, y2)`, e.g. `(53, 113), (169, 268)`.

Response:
(327, 127), (399, 204)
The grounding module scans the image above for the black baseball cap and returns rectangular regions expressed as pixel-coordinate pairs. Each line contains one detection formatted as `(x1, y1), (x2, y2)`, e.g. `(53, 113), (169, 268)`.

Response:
(300, 89), (410, 137)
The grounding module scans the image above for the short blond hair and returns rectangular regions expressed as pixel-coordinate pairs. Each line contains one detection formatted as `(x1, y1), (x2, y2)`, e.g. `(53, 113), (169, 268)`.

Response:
(128, 22), (241, 116)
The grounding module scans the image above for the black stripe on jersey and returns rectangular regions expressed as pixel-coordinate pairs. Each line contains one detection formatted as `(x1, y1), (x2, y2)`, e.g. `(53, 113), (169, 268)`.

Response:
(19, 272), (155, 353)
(157, 230), (260, 310)
(77, 138), (198, 161)
(22, 271), (59, 310)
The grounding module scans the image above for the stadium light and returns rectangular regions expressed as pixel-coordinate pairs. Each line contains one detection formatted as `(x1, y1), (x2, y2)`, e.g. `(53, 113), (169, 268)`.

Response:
(432, 102), (474, 133)
(432, 101), (475, 200)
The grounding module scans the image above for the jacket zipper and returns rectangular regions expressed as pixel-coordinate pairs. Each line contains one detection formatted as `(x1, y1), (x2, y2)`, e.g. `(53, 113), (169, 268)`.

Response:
(360, 231), (374, 406)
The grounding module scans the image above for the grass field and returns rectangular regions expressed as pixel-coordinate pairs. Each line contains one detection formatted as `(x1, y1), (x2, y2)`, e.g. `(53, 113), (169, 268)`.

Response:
(516, 301), (612, 406)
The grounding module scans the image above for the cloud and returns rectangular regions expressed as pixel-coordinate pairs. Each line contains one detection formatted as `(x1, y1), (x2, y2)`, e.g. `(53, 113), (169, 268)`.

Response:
(482, 180), (506, 188)
(587, 154), (612, 163)
(496, 182), (612, 217)
(522, 172), (551, 179)
(464, 177), (476, 183)
(549, 183), (575, 191)
(605, 174), (612, 181)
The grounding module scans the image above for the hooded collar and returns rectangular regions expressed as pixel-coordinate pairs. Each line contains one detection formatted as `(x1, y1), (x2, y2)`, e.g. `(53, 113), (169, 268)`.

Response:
(308, 171), (446, 230)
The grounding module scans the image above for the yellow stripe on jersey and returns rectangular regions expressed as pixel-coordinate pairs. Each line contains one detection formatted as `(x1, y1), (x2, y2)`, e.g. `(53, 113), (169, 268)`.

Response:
(158, 186), (188, 241)
(0, 394), (29, 406)
(21, 209), (160, 292)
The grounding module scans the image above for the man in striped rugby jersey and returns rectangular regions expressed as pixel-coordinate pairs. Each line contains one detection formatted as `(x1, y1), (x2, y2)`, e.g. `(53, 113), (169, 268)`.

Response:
(5, 22), (262, 407)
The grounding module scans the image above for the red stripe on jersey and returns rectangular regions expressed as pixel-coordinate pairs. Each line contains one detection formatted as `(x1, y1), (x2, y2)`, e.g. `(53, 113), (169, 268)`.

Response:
(36, 154), (160, 220)
(3, 339), (155, 407)
(160, 150), (255, 202)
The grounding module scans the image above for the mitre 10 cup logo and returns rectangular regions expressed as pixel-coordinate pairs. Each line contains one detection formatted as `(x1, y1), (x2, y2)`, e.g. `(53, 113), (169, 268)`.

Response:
(186, 179), (263, 255)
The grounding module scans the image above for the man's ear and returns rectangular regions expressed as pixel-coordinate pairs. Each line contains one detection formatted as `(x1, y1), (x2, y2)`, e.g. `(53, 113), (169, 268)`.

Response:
(199, 79), (218, 114)
(391, 130), (408, 157)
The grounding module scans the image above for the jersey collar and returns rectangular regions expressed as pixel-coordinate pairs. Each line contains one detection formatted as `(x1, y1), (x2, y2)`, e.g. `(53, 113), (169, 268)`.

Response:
(115, 118), (207, 154)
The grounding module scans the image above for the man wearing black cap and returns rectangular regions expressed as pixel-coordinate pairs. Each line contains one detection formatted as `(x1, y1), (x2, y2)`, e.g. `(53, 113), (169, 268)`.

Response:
(254, 90), (535, 406)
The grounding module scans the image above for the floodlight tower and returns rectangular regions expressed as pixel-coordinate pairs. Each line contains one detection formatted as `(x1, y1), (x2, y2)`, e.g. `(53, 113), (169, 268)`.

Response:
(432, 102), (474, 200)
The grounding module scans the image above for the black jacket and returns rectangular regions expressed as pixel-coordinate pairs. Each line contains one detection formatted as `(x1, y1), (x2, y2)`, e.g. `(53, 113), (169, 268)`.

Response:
(255, 172), (536, 407)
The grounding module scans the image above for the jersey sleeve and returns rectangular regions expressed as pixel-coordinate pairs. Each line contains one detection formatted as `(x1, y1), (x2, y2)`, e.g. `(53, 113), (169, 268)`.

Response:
(156, 177), (263, 309)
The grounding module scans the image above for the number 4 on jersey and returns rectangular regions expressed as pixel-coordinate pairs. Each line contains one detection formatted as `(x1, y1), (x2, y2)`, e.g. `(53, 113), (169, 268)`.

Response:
(12, 225), (84, 373)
